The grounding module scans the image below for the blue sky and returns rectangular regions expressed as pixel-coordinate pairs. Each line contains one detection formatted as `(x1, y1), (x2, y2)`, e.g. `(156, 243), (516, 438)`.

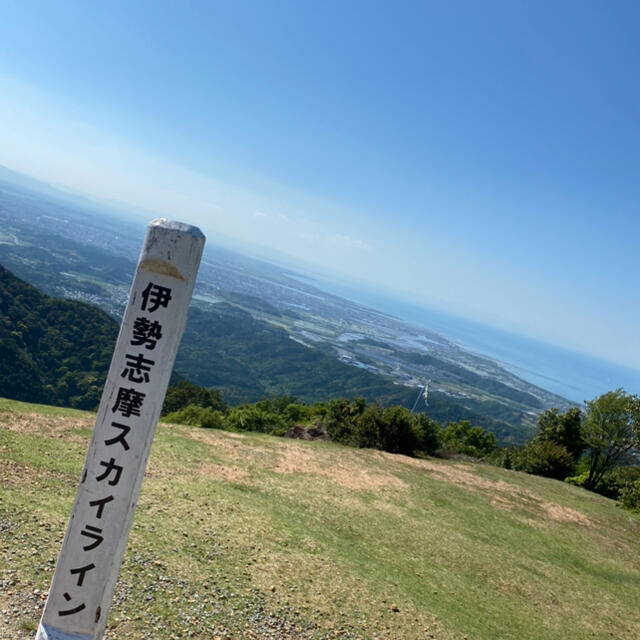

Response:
(0, 1), (638, 369)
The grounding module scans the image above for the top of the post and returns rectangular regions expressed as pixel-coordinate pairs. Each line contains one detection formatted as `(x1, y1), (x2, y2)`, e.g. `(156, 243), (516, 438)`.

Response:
(139, 219), (205, 281)
(148, 218), (205, 238)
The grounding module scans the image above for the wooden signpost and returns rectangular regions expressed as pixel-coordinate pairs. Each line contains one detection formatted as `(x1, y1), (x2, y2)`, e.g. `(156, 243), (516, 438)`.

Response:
(35, 219), (205, 640)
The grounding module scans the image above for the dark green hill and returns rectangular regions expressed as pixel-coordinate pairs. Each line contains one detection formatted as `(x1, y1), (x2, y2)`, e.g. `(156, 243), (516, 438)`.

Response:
(0, 264), (118, 409)
(0, 266), (519, 440)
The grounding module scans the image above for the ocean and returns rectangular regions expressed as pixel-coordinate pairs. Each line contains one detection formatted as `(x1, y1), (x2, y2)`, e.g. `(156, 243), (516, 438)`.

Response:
(300, 275), (640, 404)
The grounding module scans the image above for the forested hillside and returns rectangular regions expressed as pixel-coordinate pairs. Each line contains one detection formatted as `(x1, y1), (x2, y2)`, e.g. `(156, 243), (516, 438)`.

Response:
(0, 265), (118, 408)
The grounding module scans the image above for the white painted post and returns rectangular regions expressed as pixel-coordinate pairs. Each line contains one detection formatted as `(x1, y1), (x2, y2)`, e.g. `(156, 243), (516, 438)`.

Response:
(36, 219), (205, 640)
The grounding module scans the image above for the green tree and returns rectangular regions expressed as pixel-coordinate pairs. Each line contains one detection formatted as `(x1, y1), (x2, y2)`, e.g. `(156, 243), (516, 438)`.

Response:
(412, 413), (441, 456)
(322, 397), (366, 444)
(582, 389), (640, 490)
(440, 420), (497, 458)
(316, 401), (422, 455)
(352, 404), (385, 450)
(536, 407), (584, 461)
(380, 406), (419, 455)
(162, 380), (227, 415)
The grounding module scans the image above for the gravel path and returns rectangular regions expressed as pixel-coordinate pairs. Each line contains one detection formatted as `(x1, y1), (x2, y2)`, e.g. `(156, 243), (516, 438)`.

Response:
(1, 514), (367, 640)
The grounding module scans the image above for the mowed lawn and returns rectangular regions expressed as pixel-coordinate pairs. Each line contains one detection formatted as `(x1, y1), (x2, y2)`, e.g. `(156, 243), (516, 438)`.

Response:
(1, 397), (639, 640)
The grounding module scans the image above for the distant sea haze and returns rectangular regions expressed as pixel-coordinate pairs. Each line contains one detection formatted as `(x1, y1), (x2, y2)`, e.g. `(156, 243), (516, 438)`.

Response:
(301, 276), (640, 404)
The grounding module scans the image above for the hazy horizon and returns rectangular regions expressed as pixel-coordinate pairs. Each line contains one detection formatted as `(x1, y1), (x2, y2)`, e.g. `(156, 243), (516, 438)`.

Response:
(0, 2), (638, 370)
(1, 160), (637, 398)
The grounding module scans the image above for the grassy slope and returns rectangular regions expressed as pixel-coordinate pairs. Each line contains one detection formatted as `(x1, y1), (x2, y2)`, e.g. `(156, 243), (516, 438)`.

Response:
(1, 398), (639, 640)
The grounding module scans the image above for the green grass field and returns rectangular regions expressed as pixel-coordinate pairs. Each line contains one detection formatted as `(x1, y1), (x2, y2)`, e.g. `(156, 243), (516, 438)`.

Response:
(1, 397), (639, 639)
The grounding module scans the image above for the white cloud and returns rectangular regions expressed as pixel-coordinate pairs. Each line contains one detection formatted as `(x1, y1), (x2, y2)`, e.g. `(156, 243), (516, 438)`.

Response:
(332, 233), (374, 253)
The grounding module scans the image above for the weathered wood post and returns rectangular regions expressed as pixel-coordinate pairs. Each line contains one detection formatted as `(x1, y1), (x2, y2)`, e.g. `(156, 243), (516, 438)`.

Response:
(36, 219), (205, 640)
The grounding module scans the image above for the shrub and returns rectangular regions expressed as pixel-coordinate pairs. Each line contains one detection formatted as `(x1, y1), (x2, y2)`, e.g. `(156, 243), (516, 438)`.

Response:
(162, 404), (225, 429)
(348, 405), (419, 455)
(440, 420), (497, 458)
(485, 446), (518, 469)
(322, 398), (367, 444)
(513, 440), (575, 480)
(566, 466), (640, 499)
(599, 466), (640, 499)
(619, 480), (640, 512)
(565, 472), (589, 489)
(226, 405), (287, 435)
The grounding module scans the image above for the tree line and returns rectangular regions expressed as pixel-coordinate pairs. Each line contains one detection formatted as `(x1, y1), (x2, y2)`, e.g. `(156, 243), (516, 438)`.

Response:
(162, 381), (640, 513)
(494, 389), (640, 511)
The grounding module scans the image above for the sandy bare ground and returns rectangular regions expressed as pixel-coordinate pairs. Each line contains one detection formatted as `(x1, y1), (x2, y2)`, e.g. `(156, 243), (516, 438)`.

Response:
(377, 452), (593, 526)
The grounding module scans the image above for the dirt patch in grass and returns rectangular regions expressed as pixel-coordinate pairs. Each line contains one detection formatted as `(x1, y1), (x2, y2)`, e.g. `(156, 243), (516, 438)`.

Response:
(0, 412), (92, 441)
(180, 429), (593, 524)
(381, 452), (517, 489)
(271, 444), (408, 492)
(198, 462), (249, 483)
(435, 463), (520, 493)
(181, 427), (407, 492)
(221, 431), (247, 440)
(383, 453), (594, 527)
(181, 426), (257, 455)
(490, 493), (593, 526)
(537, 502), (593, 526)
